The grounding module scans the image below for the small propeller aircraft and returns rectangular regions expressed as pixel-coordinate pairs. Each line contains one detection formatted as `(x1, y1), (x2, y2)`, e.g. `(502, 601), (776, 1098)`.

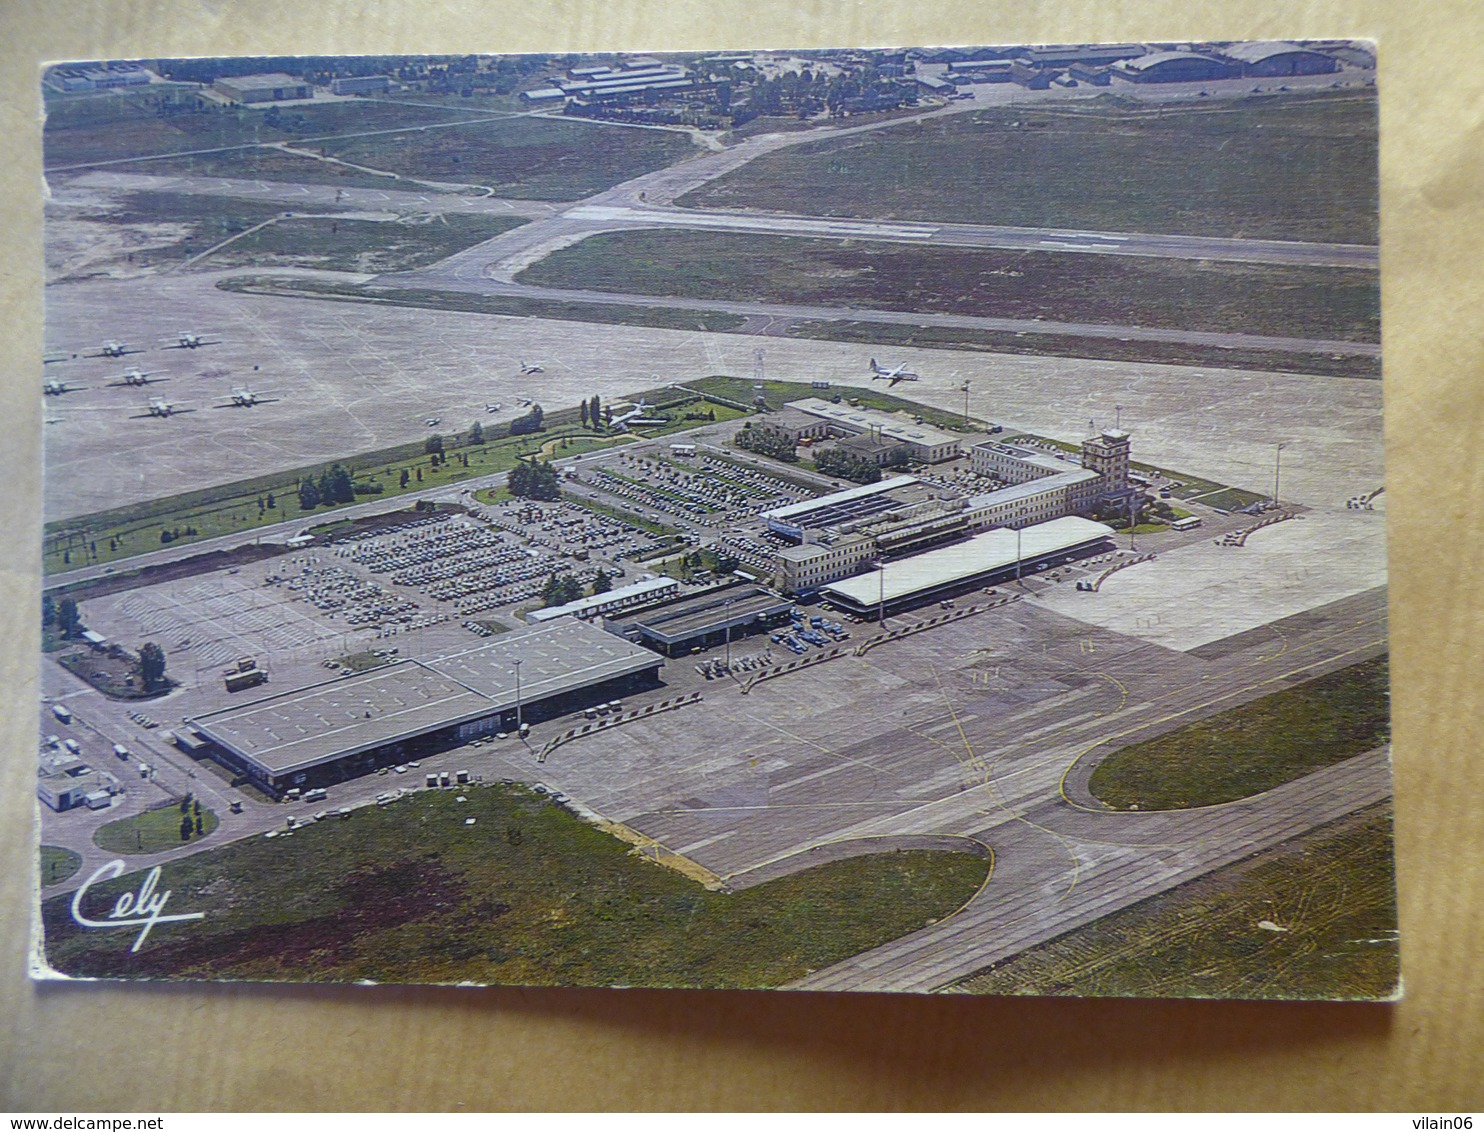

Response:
(216, 387), (279, 408)
(132, 397), (192, 418)
(43, 377), (85, 396)
(869, 358), (920, 386)
(519, 359), (544, 374)
(88, 340), (141, 359)
(163, 331), (221, 350)
(105, 367), (165, 388)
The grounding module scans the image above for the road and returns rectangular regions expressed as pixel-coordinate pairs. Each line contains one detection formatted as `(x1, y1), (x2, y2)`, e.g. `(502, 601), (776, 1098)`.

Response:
(792, 748), (1391, 992)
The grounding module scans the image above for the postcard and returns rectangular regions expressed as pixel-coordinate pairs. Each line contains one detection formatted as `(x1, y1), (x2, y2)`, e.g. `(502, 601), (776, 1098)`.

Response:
(33, 43), (1393, 997)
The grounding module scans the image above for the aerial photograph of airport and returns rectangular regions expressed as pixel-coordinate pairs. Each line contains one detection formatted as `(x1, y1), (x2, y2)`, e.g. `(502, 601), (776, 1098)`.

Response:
(33, 42), (1392, 998)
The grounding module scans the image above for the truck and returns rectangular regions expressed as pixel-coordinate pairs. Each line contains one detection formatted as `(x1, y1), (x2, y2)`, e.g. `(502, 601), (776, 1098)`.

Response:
(112, 743), (131, 760)
(51, 703), (72, 724)
(225, 667), (269, 693)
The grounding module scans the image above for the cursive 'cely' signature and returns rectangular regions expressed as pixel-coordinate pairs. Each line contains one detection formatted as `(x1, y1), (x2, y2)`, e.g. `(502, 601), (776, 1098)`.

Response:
(70, 860), (205, 952)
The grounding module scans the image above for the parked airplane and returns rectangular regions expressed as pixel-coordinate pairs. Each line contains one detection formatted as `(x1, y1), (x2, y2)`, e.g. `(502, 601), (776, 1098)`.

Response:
(869, 358), (920, 386)
(424, 417), (441, 426)
(88, 340), (140, 359)
(106, 367), (165, 388)
(163, 331), (220, 350)
(43, 378), (84, 396)
(519, 359), (544, 374)
(485, 403), (503, 414)
(216, 387), (279, 408)
(608, 398), (656, 430)
(132, 397), (191, 418)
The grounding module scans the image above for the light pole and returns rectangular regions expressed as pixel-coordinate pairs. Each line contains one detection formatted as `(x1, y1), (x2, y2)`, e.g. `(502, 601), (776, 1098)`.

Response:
(513, 657), (523, 733)
(878, 560), (887, 627)
(1273, 443), (1287, 510)
(960, 381), (970, 428)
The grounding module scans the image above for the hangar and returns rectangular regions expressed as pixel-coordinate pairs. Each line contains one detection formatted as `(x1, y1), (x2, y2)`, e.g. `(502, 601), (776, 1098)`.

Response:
(1110, 51), (1237, 84)
(189, 618), (663, 792)
(820, 516), (1116, 617)
(213, 73), (313, 103)
(1219, 42), (1340, 77)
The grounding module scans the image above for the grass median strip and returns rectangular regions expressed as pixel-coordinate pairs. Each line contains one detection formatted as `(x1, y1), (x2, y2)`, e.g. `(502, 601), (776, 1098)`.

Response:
(44, 785), (989, 987)
(1088, 655), (1390, 811)
(516, 230), (1378, 344)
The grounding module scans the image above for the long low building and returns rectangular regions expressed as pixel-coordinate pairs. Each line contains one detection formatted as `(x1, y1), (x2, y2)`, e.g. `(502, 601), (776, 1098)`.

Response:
(605, 585), (794, 656)
(821, 516), (1115, 616)
(189, 618), (663, 792)
(525, 576), (680, 623)
(787, 398), (964, 464)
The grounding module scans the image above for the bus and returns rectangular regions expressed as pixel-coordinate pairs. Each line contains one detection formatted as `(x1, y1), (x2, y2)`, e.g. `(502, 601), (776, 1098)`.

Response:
(1171, 516), (1203, 531)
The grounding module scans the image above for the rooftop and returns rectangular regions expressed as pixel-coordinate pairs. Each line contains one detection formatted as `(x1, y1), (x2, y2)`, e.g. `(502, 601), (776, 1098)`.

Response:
(191, 618), (661, 776)
(786, 398), (962, 449)
(822, 516), (1114, 606)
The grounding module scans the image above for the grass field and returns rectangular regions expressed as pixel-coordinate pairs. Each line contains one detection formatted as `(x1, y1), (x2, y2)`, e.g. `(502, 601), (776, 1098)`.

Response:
(517, 231), (1379, 343)
(314, 116), (697, 199)
(218, 275), (749, 334)
(43, 785), (989, 986)
(951, 805), (1397, 1000)
(1087, 655), (1390, 811)
(95, 801), (221, 854)
(128, 147), (413, 190)
(201, 213), (528, 273)
(40, 846), (82, 887)
(44, 87), (495, 168)
(54, 191), (338, 277)
(780, 317), (1381, 380)
(681, 92), (1379, 244)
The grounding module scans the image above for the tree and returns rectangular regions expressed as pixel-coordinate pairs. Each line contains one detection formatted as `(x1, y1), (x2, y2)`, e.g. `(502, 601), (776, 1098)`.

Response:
(590, 395), (601, 430)
(265, 491), (276, 509)
(400, 468), (410, 489)
(424, 434), (445, 457)
(541, 572), (583, 607)
(298, 478), (321, 510)
(580, 400), (589, 429)
(42, 594), (56, 629)
(139, 642), (167, 691)
(470, 421), (484, 445)
(591, 570), (612, 595)
(57, 597), (80, 639)
(180, 814), (194, 842)
(509, 406), (545, 436)
(509, 458), (560, 501)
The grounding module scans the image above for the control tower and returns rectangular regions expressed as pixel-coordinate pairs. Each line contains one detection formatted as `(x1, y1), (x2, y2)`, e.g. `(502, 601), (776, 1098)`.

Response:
(1082, 428), (1132, 496)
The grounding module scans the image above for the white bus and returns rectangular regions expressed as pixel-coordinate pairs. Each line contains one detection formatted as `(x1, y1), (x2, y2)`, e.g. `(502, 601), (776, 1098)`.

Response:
(1171, 516), (1203, 531)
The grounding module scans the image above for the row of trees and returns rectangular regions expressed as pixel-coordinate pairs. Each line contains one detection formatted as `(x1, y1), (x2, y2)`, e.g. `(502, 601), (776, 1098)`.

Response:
(579, 395), (607, 431)
(298, 463), (356, 511)
(813, 447), (884, 484)
(541, 569), (614, 608)
(734, 424), (799, 462)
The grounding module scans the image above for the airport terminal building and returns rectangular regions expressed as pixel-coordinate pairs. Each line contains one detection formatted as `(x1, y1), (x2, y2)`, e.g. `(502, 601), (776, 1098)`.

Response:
(821, 516), (1117, 616)
(189, 618), (663, 793)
